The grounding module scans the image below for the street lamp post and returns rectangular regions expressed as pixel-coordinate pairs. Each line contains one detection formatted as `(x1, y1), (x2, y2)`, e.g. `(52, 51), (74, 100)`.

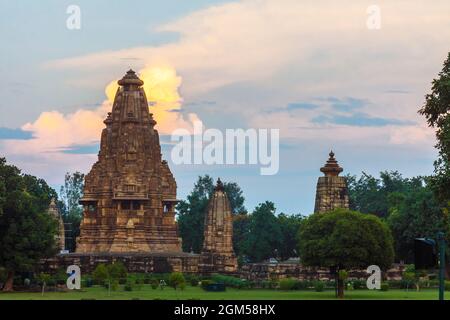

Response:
(437, 232), (446, 301)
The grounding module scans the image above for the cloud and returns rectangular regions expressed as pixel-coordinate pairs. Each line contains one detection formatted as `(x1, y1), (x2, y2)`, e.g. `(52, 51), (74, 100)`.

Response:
(1, 65), (201, 166)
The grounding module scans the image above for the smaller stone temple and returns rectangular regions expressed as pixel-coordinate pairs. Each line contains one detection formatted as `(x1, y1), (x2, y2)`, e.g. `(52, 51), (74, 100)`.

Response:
(47, 198), (65, 251)
(314, 151), (349, 213)
(200, 178), (238, 273)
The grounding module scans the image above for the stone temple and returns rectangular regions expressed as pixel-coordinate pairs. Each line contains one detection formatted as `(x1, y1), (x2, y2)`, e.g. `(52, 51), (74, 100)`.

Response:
(200, 178), (238, 273)
(314, 151), (349, 213)
(76, 69), (181, 253)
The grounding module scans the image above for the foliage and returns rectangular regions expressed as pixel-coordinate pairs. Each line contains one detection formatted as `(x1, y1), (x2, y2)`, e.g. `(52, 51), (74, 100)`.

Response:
(168, 272), (186, 290)
(211, 274), (246, 289)
(298, 209), (395, 270)
(188, 275), (199, 287)
(59, 172), (84, 252)
(241, 201), (282, 262)
(0, 157), (58, 291)
(277, 213), (304, 260)
(92, 264), (109, 284)
(233, 213), (251, 257)
(279, 278), (297, 290)
(92, 262), (127, 289)
(347, 171), (449, 262)
(419, 52), (450, 202)
(314, 281), (325, 292)
(298, 209), (394, 298)
(380, 283), (389, 291)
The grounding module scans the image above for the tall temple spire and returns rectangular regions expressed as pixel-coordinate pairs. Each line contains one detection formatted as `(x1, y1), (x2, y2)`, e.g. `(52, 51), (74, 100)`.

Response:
(320, 150), (343, 177)
(200, 178), (238, 273)
(76, 69), (181, 253)
(314, 151), (349, 213)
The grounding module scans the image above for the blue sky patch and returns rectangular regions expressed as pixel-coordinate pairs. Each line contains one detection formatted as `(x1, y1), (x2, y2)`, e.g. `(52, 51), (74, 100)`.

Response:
(0, 127), (33, 140)
(312, 113), (414, 127)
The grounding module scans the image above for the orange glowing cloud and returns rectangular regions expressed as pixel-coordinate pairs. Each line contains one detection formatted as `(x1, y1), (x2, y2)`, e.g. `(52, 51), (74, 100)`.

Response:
(8, 64), (199, 156)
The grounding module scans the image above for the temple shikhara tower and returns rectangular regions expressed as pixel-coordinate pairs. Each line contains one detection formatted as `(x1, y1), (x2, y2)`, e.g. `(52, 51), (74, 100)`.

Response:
(76, 70), (181, 253)
(47, 198), (65, 251)
(200, 178), (238, 273)
(314, 151), (349, 213)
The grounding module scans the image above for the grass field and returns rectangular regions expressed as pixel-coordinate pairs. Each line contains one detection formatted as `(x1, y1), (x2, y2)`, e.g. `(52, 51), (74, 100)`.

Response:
(0, 285), (447, 300)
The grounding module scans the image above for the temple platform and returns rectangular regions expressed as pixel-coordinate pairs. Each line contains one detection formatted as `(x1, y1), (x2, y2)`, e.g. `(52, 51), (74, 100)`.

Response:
(40, 252), (201, 274)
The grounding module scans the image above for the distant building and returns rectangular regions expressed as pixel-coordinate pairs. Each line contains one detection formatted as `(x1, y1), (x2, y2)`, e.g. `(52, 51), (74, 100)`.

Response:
(314, 151), (349, 213)
(47, 198), (65, 251)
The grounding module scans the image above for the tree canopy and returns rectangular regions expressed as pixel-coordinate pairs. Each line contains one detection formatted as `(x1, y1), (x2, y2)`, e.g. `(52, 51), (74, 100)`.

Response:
(419, 52), (450, 203)
(298, 209), (394, 270)
(59, 172), (85, 252)
(0, 157), (58, 291)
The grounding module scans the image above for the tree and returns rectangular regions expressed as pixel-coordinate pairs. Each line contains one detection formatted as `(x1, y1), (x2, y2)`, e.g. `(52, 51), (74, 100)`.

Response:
(387, 177), (448, 262)
(242, 201), (282, 262)
(0, 158), (58, 291)
(233, 213), (251, 257)
(346, 171), (406, 218)
(59, 172), (84, 252)
(177, 175), (246, 253)
(277, 213), (304, 260)
(347, 171), (448, 261)
(168, 272), (186, 290)
(419, 52), (450, 202)
(298, 209), (394, 298)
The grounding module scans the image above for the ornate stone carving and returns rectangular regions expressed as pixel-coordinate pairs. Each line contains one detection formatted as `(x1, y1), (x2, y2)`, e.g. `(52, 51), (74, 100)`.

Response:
(200, 178), (238, 273)
(314, 151), (349, 213)
(76, 70), (181, 253)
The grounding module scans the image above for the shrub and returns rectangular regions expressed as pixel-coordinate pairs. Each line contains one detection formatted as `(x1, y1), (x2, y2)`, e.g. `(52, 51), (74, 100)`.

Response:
(380, 283), (389, 291)
(279, 278), (297, 291)
(201, 280), (214, 289)
(54, 268), (67, 285)
(211, 274), (246, 289)
(190, 275), (199, 287)
(151, 279), (159, 289)
(445, 281), (450, 291)
(314, 281), (325, 292)
(92, 264), (109, 284)
(124, 279), (134, 291)
(168, 272), (186, 290)
(85, 277), (93, 288)
(352, 279), (365, 290)
(108, 262), (127, 282)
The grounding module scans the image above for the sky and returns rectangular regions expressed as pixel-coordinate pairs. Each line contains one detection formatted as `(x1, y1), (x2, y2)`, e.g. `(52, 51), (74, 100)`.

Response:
(0, 0), (448, 215)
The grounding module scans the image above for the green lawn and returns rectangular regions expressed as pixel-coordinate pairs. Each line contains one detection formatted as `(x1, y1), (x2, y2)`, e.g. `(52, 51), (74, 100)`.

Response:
(0, 285), (447, 300)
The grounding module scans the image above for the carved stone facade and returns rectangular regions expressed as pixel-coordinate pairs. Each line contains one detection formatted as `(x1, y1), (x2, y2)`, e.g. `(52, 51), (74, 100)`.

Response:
(314, 151), (349, 213)
(76, 70), (181, 253)
(200, 179), (238, 273)
(47, 198), (65, 251)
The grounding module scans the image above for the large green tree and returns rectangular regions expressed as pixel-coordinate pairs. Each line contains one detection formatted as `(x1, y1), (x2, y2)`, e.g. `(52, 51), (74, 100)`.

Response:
(419, 52), (450, 203)
(347, 171), (448, 261)
(0, 158), (58, 291)
(298, 209), (394, 298)
(59, 172), (84, 252)
(241, 201), (282, 262)
(387, 177), (449, 262)
(277, 213), (304, 260)
(177, 175), (246, 253)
